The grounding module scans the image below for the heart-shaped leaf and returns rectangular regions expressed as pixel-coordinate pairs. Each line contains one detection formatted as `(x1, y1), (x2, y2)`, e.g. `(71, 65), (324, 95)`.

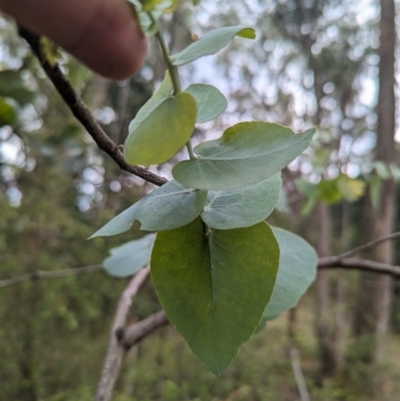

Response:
(170, 26), (256, 66)
(151, 217), (280, 374)
(124, 92), (197, 166)
(184, 84), (227, 124)
(201, 173), (282, 230)
(173, 122), (315, 191)
(90, 180), (208, 238)
(103, 234), (156, 277)
(263, 227), (317, 321)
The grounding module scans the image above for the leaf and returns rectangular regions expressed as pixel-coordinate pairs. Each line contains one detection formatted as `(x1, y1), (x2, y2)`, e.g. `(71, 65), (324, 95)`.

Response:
(316, 180), (342, 204)
(263, 228), (317, 321)
(90, 180), (207, 238)
(103, 234), (156, 277)
(139, 0), (180, 12)
(173, 122), (315, 191)
(124, 92), (197, 166)
(373, 161), (391, 180)
(201, 173), (282, 230)
(0, 97), (16, 126)
(170, 26), (256, 66)
(151, 217), (280, 374)
(127, 71), (172, 135)
(336, 175), (366, 202)
(184, 84), (227, 124)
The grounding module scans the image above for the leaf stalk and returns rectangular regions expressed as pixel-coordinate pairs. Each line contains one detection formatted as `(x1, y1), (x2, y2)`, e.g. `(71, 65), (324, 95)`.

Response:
(152, 16), (181, 95)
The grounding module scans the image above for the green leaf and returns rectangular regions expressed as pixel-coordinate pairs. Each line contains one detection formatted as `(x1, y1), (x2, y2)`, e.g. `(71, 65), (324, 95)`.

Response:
(373, 161), (391, 180)
(170, 26), (256, 66)
(0, 97), (16, 126)
(151, 217), (280, 374)
(316, 180), (342, 204)
(103, 234), (156, 277)
(126, 71), (172, 135)
(184, 84), (227, 124)
(139, 0), (180, 12)
(173, 123), (315, 191)
(124, 92), (197, 166)
(263, 228), (317, 321)
(201, 173), (282, 230)
(336, 175), (366, 202)
(90, 181), (207, 237)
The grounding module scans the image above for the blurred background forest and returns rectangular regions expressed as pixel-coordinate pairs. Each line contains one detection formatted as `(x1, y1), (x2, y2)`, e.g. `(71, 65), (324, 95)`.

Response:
(1, 0), (400, 400)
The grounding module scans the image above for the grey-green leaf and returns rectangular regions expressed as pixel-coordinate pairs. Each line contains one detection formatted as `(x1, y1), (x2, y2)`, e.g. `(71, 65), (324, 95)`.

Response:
(173, 122), (315, 191)
(263, 227), (317, 321)
(151, 217), (280, 374)
(103, 234), (156, 277)
(184, 84), (227, 124)
(170, 26), (256, 66)
(90, 180), (208, 238)
(201, 173), (282, 230)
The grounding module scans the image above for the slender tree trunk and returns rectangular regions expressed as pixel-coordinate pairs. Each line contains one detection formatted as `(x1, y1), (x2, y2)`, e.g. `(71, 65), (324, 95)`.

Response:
(333, 202), (351, 370)
(353, 0), (396, 364)
(316, 202), (337, 377)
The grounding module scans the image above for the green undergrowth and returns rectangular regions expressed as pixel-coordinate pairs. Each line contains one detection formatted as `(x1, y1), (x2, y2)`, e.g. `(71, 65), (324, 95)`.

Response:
(112, 297), (400, 401)
(38, 293), (400, 401)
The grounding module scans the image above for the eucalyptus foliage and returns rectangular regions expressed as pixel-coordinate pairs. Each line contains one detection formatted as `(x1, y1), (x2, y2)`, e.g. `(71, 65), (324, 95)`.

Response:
(93, 1), (318, 373)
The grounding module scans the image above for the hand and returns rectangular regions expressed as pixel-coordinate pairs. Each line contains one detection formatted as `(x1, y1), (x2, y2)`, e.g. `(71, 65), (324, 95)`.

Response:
(0, 0), (148, 79)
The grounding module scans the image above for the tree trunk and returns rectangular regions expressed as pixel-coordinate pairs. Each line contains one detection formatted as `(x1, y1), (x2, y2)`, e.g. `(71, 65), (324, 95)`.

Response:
(316, 202), (337, 377)
(353, 0), (396, 364)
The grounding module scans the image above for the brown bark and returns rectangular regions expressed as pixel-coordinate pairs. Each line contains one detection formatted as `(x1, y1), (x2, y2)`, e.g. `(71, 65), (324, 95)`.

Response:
(353, 0), (396, 364)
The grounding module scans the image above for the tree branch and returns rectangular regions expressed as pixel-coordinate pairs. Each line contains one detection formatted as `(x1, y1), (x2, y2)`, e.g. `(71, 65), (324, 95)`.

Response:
(95, 266), (150, 401)
(18, 27), (167, 187)
(335, 230), (400, 259)
(318, 257), (400, 277)
(122, 310), (169, 349)
(0, 265), (103, 288)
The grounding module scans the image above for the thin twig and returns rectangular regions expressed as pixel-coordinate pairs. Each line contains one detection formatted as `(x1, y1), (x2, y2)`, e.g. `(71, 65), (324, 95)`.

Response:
(336, 230), (400, 259)
(0, 265), (103, 288)
(2, 256), (400, 290)
(95, 267), (150, 401)
(18, 27), (167, 187)
(290, 347), (311, 401)
(318, 257), (400, 277)
(152, 15), (181, 95)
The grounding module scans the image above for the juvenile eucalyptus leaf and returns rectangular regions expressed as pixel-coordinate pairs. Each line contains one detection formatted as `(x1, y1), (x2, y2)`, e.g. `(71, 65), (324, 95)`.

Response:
(151, 217), (280, 374)
(90, 180), (207, 237)
(201, 173), (282, 230)
(173, 122), (315, 191)
(184, 84), (227, 123)
(170, 26), (256, 66)
(103, 234), (156, 277)
(127, 71), (172, 136)
(263, 228), (317, 321)
(124, 92), (197, 166)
